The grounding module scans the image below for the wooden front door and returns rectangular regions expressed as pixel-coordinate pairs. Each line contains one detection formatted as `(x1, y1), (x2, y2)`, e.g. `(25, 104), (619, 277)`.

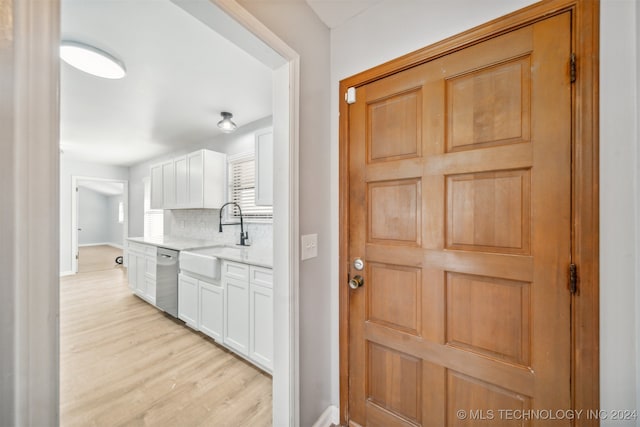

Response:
(344, 12), (573, 426)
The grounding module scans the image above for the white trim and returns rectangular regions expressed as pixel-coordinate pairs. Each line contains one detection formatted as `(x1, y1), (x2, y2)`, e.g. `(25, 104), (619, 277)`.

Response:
(8, 0), (61, 424)
(210, 2), (301, 426)
(78, 242), (124, 249)
(72, 176), (129, 274)
(311, 405), (340, 427)
(59, 271), (75, 277)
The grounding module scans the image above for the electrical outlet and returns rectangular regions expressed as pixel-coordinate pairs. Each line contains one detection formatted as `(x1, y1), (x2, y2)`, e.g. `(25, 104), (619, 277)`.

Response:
(301, 234), (318, 260)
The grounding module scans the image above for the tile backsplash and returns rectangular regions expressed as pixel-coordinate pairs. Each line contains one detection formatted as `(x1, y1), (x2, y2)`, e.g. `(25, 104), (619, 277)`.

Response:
(165, 209), (272, 250)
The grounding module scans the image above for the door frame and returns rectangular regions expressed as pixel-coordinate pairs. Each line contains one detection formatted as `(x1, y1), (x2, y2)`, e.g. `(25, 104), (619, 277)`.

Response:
(338, 0), (599, 424)
(8, 0), (301, 425)
(71, 176), (129, 274)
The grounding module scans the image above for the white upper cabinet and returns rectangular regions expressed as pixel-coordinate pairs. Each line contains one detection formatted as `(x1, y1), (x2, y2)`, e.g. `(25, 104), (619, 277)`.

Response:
(150, 149), (226, 210)
(255, 129), (273, 206)
(161, 160), (176, 209)
(174, 155), (189, 208)
(149, 163), (163, 209)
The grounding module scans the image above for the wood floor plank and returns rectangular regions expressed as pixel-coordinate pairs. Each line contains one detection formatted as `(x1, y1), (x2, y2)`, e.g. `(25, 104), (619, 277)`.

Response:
(60, 262), (272, 426)
(78, 245), (123, 273)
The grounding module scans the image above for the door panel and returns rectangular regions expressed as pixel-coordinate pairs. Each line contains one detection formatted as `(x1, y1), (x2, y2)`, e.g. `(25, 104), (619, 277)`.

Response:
(348, 12), (572, 426)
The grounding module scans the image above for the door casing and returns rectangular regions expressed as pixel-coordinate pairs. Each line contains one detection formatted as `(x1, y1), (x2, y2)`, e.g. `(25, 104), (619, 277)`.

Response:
(338, 0), (599, 424)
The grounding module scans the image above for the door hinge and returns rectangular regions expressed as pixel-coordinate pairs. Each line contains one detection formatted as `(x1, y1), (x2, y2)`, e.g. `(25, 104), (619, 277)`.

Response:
(345, 87), (356, 104)
(76, 254), (79, 260)
(569, 263), (578, 294)
(76, 187), (79, 192)
(570, 53), (576, 83)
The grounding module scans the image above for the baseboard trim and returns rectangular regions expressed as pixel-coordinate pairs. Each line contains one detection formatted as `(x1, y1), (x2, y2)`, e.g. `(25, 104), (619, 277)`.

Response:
(59, 271), (75, 277)
(312, 405), (339, 427)
(79, 242), (123, 249)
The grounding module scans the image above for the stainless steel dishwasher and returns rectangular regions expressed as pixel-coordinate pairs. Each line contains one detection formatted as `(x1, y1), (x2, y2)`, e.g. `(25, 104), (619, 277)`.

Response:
(156, 247), (179, 317)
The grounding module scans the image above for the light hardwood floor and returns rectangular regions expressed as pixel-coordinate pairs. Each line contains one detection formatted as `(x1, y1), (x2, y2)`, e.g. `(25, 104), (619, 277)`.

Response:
(60, 258), (272, 426)
(78, 245), (123, 274)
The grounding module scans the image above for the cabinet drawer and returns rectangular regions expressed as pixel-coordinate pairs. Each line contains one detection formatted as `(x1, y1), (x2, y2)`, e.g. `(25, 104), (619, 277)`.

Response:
(250, 266), (273, 288)
(128, 242), (146, 254)
(145, 245), (157, 257)
(223, 261), (249, 281)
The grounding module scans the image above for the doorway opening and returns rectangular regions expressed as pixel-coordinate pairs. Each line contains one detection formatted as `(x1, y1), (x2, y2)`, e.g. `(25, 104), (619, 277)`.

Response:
(71, 176), (128, 274)
(58, 0), (300, 425)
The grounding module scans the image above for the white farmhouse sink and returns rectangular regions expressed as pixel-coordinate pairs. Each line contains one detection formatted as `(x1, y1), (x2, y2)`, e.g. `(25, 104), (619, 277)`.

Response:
(179, 250), (220, 280)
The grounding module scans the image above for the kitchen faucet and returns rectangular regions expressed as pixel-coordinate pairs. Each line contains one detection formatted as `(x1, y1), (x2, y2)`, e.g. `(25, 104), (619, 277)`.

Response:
(218, 202), (249, 246)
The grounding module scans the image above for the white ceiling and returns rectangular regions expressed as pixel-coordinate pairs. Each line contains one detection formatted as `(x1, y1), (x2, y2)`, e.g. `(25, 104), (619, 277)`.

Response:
(60, 0), (273, 167)
(304, 0), (385, 28)
(77, 180), (124, 196)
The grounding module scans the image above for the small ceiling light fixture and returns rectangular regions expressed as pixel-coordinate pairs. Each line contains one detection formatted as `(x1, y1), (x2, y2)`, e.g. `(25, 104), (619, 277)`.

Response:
(60, 40), (126, 79)
(217, 112), (237, 133)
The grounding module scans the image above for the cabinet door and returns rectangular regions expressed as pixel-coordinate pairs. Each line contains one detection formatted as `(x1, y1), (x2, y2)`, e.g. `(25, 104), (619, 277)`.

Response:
(199, 281), (223, 342)
(178, 274), (198, 329)
(127, 252), (137, 291)
(150, 164), (163, 209)
(161, 160), (176, 209)
(250, 284), (273, 371)
(135, 254), (146, 296)
(174, 155), (189, 208)
(255, 130), (273, 206)
(144, 257), (157, 305)
(224, 277), (249, 356)
(187, 151), (204, 208)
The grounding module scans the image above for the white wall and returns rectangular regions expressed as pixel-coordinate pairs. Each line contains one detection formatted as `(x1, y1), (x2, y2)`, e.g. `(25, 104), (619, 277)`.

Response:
(78, 187), (110, 245)
(60, 157), (129, 273)
(600, 0), (639, 422)
(236, 1), (333, 425)
(328, 0), (640, 421)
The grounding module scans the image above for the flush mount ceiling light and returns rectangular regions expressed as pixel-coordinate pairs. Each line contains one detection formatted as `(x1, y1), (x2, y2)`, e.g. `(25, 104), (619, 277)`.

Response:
(60, 41), (126, 79)
(217, 112), (237, 133)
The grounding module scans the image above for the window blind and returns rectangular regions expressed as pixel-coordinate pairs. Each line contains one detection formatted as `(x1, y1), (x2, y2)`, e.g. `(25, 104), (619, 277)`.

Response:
(228, 153), (273, 221)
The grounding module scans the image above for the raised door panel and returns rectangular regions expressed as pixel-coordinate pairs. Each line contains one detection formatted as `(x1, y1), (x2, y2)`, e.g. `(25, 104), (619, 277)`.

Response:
(178, 274), (198, 329)
(127, 252), (137, 291)
(161, 160), (176, 209)
(202, 150), (226, 208)
(135, 254), (146, 297)
(187, 151), (204, 208)
(255, 130), (273, 206)
(250, 283), (273, 371)
(150, 164), (163, 209)
(174, 155), (189, 208)
(199, 281), (223, 342)
(224, 277), (249, 356)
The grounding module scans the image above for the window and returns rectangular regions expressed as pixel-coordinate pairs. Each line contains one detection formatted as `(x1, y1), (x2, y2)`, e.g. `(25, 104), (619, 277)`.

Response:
(227, 152), (273, 221)
(143, 177), (164, 238)
(118, 201), (124, 224)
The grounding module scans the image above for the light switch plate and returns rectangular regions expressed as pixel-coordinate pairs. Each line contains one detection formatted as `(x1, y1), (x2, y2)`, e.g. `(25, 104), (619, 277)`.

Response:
(301, 234), (318, 260)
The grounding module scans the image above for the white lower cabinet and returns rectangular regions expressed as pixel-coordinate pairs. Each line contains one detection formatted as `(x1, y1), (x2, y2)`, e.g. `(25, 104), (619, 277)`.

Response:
(224, 277), (250, 356)
(178, 272), (224, 343)
(127, 242), (157, 305)
(249, 281), (273, 370)
(178, 274), (198, 329)
(199, 281), (224, 342)
(222, 261), (273, 372)
(177, 259), (272, 373)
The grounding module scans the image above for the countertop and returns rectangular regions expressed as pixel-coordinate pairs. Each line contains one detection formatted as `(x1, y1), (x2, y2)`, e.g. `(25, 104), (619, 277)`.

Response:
(127, 236), (220, 251)
(128, 236), (273, 268)
(183, 246), (273, 269)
